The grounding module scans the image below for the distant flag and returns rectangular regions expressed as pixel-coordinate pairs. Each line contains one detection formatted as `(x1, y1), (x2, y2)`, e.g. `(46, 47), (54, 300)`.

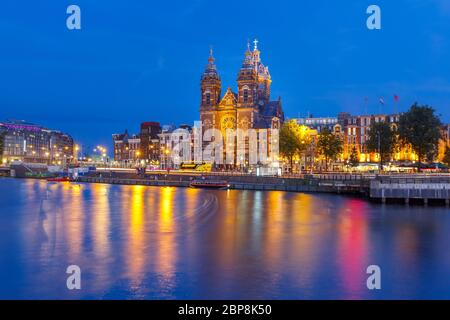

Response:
(379, 97), (385, 105)
(393, 94), (399, 114)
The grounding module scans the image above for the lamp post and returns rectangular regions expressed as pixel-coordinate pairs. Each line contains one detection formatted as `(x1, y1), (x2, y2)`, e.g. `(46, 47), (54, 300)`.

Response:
(377, 130), (382, 172)
(75, 144), (80, 164)
(136, 150), (141, 166)
(165, 148), (170, 172)
(92, 146), (107, 167)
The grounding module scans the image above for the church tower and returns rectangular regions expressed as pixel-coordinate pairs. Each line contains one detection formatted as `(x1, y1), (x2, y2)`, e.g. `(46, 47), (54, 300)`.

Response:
(200, 49), (221, 111)
(237, 41), (258, 108)
(252, 39), (272, 104)
(198, 40), (284, 169)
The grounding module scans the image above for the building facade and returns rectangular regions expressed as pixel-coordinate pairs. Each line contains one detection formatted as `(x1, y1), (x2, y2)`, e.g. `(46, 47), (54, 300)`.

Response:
(338, 113), (418, 163)
(294, 116), (342, 134)
(0, 120), (74, 165)
(295, 113), (450, 169)
(199, 41), (284, 168)
(140, 122), (161, 164)
(158, 124), (194, 170)
(113, 122), (162, 166)
(112, 130), (141, 165)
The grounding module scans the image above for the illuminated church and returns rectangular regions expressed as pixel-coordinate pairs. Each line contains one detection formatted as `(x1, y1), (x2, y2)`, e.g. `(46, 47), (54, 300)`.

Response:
(199, 40), (284, 137)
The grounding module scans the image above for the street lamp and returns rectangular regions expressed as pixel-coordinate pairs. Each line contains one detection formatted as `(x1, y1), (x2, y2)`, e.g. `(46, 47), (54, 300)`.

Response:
(377, 130), (382, 172)
(165, 148), (170, 170)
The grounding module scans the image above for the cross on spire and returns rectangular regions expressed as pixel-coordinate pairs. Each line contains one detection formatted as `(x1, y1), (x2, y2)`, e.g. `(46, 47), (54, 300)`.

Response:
(207, 45), (215, 65)
(253, 39), (259, 50)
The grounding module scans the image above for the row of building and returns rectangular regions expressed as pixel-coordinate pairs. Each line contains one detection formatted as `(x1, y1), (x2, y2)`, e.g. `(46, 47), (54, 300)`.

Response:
(0, 120), (75, 165)
(112, 112), (449, 171)
(3, 43), (448, 171)
(111, 40), (450, 172)
(293, 113), (450, 167)
(113, 122), (162, 166)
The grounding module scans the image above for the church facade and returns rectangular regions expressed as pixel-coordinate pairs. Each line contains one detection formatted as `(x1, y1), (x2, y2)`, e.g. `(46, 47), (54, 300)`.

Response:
(199, 40), (284, 169)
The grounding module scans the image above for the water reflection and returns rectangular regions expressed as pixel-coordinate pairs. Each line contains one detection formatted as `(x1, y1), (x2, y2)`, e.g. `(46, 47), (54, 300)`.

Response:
(336, 199), (369, 299)
(154, 187), (176, 296)
(126, 185), (146, 283)
(1, 179), (450, 299)
(92, 184), (111, 263)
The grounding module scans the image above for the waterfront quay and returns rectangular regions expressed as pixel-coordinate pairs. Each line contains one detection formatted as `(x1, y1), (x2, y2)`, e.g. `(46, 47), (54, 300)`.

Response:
(5, 163), (449, 205)
(78, 171), (369, 193)
(371, 175), (450, 205)
(0, 166), (10, 177)
(75, 170), (450, 206)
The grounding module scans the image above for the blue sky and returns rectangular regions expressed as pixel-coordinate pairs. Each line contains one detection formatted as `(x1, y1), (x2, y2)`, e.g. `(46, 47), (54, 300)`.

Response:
(1, 0), (449, 150)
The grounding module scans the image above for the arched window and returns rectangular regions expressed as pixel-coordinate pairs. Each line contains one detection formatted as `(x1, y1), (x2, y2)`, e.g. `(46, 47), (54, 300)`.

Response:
(205, 92), (211, 106)
(243, 89), (249, 103)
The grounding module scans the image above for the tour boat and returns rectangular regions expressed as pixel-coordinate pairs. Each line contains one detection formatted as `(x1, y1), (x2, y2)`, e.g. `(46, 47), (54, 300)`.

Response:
(47, 177), (71, 183)
(189, 179), (230, 189)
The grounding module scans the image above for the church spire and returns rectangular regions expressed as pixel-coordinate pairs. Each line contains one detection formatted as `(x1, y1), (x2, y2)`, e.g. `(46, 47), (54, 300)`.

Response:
(252, 38), (261, 64)
(253, 38), (258, 51)
(241, 40), (254, 69)
(202, 46), (219, 80)
(208, 46), (214, 62)
(200, 47), (221, 109)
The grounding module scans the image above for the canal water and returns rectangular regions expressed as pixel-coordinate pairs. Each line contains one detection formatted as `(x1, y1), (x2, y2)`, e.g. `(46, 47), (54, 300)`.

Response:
(1, 178), (450, 299)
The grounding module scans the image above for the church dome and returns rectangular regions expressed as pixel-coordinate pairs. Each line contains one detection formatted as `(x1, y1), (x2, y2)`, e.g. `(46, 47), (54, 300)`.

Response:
(201, 49), (220, 81)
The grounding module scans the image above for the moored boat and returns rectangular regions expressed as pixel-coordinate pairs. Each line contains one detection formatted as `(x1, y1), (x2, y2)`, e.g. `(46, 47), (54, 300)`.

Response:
(190, 179), (230, 189)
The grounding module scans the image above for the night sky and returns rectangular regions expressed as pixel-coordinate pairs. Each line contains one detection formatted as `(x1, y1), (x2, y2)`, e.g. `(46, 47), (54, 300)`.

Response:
(1, 0), (450, 152)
